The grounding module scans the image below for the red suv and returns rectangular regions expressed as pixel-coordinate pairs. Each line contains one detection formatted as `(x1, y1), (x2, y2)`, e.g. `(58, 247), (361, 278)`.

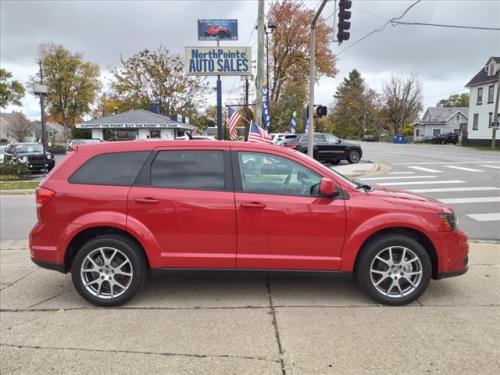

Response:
(30, 141), (468, 306)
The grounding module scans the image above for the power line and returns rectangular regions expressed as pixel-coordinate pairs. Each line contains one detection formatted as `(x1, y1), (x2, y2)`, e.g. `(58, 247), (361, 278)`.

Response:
(336, 0), (422, 56)
(390, 20), (500, 31)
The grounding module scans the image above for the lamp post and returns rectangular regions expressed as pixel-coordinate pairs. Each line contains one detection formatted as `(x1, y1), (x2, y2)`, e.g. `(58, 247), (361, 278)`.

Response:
(264, 22), (275, 132)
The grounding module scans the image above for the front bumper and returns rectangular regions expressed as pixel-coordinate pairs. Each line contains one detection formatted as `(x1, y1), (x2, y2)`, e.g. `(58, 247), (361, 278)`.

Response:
(433, 229), (469, 279)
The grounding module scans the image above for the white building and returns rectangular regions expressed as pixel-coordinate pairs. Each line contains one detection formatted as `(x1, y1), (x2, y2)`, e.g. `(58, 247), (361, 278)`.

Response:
(76, 109), (195, 141)
(413, 107), (468, 141)
(465, 57), (499, 146)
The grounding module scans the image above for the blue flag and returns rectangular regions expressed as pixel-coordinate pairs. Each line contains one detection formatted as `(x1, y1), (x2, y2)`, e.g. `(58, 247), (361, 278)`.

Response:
(289, 111), (297, 134)
(262, 85), (271, 132)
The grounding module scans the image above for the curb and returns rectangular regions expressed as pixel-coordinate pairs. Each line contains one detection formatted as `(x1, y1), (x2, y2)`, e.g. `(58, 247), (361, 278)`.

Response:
(0, 189), (36, 195)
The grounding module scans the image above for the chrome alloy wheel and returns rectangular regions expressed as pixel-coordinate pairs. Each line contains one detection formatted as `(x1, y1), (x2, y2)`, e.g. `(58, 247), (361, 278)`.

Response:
(369, 246), (423, 298)
(80, 247), (133, 299)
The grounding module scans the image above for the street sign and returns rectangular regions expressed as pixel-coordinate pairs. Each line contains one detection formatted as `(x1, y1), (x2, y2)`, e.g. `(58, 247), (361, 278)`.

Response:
(185, 47), (252, 76)
(198, 19), (238, 41)
(492, 122), (499, 129)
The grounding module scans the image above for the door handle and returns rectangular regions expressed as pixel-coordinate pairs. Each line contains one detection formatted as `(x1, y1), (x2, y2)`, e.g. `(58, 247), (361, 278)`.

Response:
(241, 202), (266, 208)
(135, 197), (159, 204)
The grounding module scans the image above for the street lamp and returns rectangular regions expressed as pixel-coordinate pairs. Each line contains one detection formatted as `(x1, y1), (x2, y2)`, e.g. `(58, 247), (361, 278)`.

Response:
(33, 64), (49, 174)
(264, 21), (275, 131)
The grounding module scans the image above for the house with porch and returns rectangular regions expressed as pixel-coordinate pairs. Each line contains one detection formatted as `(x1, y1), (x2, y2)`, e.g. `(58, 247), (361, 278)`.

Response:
(413, 107), (468, 141)
(465, 57), (499, 146)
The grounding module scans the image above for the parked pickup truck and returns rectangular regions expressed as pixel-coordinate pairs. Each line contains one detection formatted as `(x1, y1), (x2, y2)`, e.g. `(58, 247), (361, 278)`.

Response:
(432, 133), (459, 145)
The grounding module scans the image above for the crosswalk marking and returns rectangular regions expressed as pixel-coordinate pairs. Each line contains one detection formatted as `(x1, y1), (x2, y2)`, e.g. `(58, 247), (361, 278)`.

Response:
(408, 166), (442, 173)
(380, 180), (464, 186)
(388, 172), (415, 175)
(362, 175), (436, 181)
(467, 213), (500, 222)
(445, 165), (484, 172)
(439, 197), (500, 204)
(480, 165), (500, 170)
(408, 187), (500, 193)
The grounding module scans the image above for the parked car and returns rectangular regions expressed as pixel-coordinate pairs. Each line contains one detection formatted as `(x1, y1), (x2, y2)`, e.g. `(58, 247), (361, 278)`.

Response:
(30, 140), (468, 307)
(277, 134), (298, 146)
(432, 132), (459, 145)
(0, 145), (6, 163)
(362, 134), (378, 142)
(204, 25), (231, 38)
(66, 139), (103, 152)
(270, 133), (291, 145)
(283, 133), (363, 164)
(4, 142), (55, 172)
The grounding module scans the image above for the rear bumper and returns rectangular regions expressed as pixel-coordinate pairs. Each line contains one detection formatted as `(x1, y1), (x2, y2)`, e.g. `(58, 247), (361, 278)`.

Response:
(31, 258), (66, 273)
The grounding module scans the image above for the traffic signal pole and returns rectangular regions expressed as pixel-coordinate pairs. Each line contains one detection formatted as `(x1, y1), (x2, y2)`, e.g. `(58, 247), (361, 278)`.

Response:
(307, 0), (329, 158)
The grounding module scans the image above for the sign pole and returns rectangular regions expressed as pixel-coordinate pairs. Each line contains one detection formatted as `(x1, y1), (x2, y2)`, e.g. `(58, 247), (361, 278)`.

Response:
(216, 40), (223, 140)
(492, 81), (500, 150)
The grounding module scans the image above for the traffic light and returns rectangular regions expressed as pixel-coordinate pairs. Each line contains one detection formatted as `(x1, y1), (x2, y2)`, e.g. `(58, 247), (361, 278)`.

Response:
(337, 0), (352, 43)
(316, 105), (327, 118)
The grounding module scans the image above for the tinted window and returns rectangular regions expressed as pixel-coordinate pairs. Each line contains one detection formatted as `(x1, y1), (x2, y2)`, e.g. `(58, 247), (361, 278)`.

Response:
(15, 144), (43, 153)
(238, 152), (321, 196)
(151, 151), (225, 190)
(324, 134), (339, 143)
(69, 152), (150, 186)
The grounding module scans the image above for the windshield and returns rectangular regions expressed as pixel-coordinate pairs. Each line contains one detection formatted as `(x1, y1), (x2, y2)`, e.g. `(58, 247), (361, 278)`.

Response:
(15, 144), (43, 153)
(291, 150), (359, 188)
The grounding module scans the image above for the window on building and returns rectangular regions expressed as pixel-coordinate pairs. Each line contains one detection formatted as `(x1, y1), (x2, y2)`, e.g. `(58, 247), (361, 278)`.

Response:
(488, 85), (495, 103)
(456, 114), (460, 122)
(453, 129), (460, 134)
(489, 63), (495, 76)
(151, 151), (225, 190)
(69, 152), (150, 186)
(473, 114), (479, 130)
(477, 87), (483, 105)
(489, 112), (493, 127)
(150, 129), (161, 138)
(415, 129), (421, 137)
(432, 129), (441, 137)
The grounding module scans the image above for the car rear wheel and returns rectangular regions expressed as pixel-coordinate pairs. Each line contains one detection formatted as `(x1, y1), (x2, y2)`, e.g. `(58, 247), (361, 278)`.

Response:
(356, 235), (432, 305)
(347, 149), (360, 164)
(71, 235), (147, 307)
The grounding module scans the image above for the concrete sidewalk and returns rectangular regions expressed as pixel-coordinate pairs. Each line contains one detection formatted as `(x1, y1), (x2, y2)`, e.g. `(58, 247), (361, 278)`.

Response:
(1, 241), (499, 374)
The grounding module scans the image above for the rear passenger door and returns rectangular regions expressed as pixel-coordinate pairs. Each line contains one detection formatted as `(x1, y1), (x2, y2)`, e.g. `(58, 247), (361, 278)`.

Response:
(127, 147), (237, 269)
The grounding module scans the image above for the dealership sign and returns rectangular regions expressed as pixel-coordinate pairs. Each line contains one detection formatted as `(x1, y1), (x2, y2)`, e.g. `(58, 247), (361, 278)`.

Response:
(185, 47), (252, 76)
(198, 19), (238, 41)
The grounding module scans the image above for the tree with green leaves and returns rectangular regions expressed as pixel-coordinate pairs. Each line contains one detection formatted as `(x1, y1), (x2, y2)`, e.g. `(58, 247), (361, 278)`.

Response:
(271, 80), (307, 133)
(110, 47), (207, 119)
(437, 93), (469, 107)
(30, 43), (101, 142)
(331, 70), (383, 139)
(0, 69), (25, 108)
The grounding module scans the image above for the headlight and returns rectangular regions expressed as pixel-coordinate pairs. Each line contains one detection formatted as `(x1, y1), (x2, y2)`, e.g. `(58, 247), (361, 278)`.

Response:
(46, 154), (53, 160)
(438, 213), (458, 231)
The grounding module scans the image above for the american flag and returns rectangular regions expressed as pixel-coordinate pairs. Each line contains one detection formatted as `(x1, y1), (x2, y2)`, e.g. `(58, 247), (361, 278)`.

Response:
(248, 121), (273, 144)
(227, 107), (241, 141)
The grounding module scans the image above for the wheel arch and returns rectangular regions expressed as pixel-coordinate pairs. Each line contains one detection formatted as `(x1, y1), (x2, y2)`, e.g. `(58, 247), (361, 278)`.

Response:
(352, 227), (439, 279)
(64, 226), (150, 272)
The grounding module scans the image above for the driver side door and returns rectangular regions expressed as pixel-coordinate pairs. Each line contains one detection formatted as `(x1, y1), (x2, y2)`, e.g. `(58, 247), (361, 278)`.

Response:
(233, 150), (346, 271)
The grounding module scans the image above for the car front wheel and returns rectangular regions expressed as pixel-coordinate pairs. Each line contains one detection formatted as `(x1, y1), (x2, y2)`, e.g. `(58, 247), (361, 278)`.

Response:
(356, 235), (432, 305)
(71, 235), (147, 307)
(347, 149), (361, 164)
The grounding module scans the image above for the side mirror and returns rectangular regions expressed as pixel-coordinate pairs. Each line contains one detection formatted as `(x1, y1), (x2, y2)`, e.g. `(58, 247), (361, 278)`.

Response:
(319, 178), (335, 196)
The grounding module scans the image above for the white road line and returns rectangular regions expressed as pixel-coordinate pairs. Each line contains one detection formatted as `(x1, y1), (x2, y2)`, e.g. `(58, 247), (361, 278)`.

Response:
(388, 172), (415, 175)
(408, 166), (442, 173)
(480, 165), (500, 170)
(408, 187), (500, 193)
(444, 165), (484, 172)
(380, 180), (464, 186)
(362, 175), (436, 181)
(467, 213), (500, 222)
(439, 197), (500, 204)
(393, 161), (498, 165)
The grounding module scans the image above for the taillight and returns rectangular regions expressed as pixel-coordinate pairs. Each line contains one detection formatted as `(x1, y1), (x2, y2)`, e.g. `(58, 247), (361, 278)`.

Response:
(36, 187), (55, 208)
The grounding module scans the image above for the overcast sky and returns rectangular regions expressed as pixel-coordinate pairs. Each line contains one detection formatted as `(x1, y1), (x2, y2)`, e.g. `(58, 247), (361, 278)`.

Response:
(1, 0), (499, 120)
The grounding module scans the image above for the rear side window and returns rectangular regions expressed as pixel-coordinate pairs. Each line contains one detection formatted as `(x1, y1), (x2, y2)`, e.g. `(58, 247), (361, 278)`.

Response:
(69, 152), (150, 186)
(151, 150), (225, 190)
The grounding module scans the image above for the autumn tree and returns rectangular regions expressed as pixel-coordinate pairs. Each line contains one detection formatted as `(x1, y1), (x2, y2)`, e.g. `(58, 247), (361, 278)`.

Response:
(0, 69), (25, 108)
(331, 70), (383, 139)
(437, 93), (469, 107)
(382, 74), (423, 135)
(30, 44), (101, 142)
(6, 112), (32, 142)
(268, 0), (336, 104)
(110, 47), (207, 119)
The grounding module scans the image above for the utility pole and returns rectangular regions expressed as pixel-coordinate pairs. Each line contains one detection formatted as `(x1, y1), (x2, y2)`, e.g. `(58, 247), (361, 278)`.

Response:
(492, 80), (500, 150)
(216, 40), (223, 140)
(38, 61), (48, 173)
(307, 0), (329, 158)
(255, 0), (265, 127)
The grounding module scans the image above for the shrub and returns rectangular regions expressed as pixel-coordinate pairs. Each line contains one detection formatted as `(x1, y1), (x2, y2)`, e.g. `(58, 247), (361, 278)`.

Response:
(48, 144), (67, 154)
(0, 161), (30, 177)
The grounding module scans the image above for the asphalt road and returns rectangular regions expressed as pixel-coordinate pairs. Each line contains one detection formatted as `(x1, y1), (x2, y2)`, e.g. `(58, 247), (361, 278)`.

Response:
(355, 142), (500, 241)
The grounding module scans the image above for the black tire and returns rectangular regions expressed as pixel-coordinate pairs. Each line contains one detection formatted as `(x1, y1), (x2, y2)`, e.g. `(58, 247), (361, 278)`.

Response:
(347, 149), (361, 164)
(356, 234), (432, 306)
(330, 159), (341, 165)
(71, 234), (148, 307)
